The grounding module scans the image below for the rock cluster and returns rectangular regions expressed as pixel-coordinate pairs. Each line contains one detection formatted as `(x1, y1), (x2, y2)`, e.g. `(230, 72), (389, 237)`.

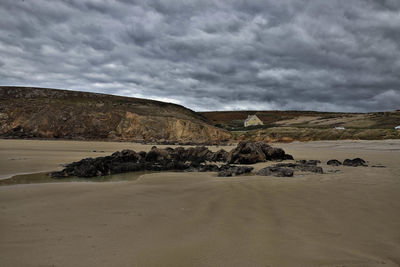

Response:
(227, 141), (293, 164)
(51, 146), (229, 178)
(51, 141), (292, 178)
(49, 141), (372, 179)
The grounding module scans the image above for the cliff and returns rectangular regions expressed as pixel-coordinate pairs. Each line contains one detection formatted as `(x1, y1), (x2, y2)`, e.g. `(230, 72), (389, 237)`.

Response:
(0, 87), (231, 143)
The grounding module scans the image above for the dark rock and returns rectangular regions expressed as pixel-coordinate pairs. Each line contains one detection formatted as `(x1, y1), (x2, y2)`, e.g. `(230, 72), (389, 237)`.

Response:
(343, 158), (367, 167)
(110, 162), (144, 173)
(217, 164), (253, 177)
(298, 165), (323, 173)
(187, 146), (214, 162)
(256, 167), (294, 177)
(275, 162), (324, 174)
(273, 160), (324, 176)
(227, 141), (293, 164)
(285, 154), (294, 160)
(198, 164), (220, 172)
(112, 149), (143, 162)
(145, 147), (171, 162)
(138, 151), (147, 159)
(209, 149), (229, 162)
(327, 159), (342, 166)
(51, 146), (240, 178)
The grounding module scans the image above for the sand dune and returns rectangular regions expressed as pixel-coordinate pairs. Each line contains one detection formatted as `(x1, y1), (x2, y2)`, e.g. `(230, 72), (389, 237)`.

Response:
(0, 140), (399, 266)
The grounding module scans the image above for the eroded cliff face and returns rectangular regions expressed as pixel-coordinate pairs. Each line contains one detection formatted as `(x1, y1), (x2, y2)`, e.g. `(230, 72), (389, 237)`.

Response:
(114, 111), (231, 142)
(0, 87), (231, 143)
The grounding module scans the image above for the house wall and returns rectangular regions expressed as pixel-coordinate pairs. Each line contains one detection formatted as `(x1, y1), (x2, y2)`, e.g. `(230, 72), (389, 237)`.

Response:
(244, 116), (263, 127)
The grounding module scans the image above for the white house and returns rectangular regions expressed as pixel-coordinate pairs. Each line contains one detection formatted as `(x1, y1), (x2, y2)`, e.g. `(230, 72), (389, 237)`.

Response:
(395, 126), (400, 130)
(334, 126), (345, 130)
(244, 115), (263, 127)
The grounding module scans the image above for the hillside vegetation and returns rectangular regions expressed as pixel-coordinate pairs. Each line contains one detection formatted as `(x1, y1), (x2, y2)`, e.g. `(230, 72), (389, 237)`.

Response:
(201, 111), (400, 142)
(0, 87), (231, 143)
(1, 87), (398, 143)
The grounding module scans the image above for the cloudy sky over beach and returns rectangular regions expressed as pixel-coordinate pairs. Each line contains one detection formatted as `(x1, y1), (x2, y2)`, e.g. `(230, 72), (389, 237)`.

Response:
(1, 0), (400, 111)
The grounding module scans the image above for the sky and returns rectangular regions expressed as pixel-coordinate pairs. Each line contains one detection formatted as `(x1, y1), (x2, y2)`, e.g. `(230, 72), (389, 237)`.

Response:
(1, 0), (400, 112)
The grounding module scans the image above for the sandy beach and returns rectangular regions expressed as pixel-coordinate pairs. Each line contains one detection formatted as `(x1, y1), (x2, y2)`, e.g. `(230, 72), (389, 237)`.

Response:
(0, 139), (400, 266)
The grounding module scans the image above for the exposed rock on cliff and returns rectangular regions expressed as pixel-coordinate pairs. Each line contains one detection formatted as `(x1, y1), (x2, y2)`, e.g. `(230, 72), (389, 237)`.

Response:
(51, 146), (238, 178)
(0, 87), (231, 143)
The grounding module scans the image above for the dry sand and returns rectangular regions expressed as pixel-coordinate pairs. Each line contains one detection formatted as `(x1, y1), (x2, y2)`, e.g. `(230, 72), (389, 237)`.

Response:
(0, 139), (400, 266)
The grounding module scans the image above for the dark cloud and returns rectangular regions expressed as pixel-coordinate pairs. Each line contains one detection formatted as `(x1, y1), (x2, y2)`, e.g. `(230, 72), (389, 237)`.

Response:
(0, 0), (399, 112)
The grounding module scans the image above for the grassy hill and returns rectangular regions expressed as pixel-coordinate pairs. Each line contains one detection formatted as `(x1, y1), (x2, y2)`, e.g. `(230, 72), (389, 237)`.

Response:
(201, 110), (400, 142)
(0, 87), (230, 143)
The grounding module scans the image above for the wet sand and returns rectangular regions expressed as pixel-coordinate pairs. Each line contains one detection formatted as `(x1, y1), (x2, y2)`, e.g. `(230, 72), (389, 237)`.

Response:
(0, 139), (400, 266)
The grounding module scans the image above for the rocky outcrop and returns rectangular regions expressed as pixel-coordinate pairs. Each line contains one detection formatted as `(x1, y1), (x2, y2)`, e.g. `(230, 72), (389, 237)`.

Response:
(0, 87), (231, 143)
(51, 146), (233, 178)
(50, 142), (296, 178)
(227, 141), (293, 164)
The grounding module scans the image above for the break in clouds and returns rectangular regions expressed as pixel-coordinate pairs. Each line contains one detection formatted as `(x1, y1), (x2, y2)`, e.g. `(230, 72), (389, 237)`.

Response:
(1, 0), (400, 112)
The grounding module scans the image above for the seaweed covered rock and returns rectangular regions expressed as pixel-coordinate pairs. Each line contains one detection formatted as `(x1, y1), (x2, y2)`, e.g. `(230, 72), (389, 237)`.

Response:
(227, 141), (293, 164)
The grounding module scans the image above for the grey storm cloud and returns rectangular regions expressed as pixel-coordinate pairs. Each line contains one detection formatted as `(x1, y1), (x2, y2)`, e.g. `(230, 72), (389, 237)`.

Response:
(0, 0), (399, 112)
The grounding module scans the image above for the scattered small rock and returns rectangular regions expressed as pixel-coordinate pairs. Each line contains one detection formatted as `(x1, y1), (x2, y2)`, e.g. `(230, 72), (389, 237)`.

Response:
(343, 158), (367, 167)
(217, 165), (254, 177)
(275, 162), (323, 174)
(256, 167), (294, 177)
(327, 159), (342, 166)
